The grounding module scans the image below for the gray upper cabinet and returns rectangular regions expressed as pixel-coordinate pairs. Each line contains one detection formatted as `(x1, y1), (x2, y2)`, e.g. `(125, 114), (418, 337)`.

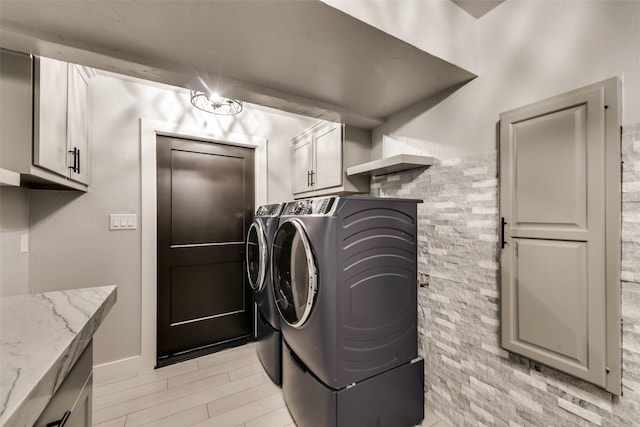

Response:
(291, 121), (370, 198)
(499, 77), (621, 394)
(35, 56), (91, 186)
(0, 49), (91, 191)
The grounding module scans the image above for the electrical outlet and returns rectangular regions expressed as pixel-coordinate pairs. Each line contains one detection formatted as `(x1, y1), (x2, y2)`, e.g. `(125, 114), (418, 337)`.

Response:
(110, 214), (137, 230)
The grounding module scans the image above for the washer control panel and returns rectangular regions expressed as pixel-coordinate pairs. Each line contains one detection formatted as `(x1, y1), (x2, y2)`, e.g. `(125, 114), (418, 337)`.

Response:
(255, 203), (285, 217)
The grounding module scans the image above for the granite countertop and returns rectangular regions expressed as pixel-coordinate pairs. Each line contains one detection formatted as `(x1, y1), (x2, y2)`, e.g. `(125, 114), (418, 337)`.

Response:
(0, 285), (117, 427)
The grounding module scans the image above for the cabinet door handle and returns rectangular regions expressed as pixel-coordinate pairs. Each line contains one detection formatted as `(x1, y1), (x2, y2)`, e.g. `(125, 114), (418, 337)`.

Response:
(310, 170), (315, 186)
(47, 410), (71, 427)
(68, 148), (78, 173)
(500, 217), (507, 249)
(68, 148), (80, 173)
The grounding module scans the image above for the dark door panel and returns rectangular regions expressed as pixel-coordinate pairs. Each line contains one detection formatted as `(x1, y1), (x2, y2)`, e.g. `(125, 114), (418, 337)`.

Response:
(169, 260), (245, 325)
(157, 135), (254, 362)
(170, 149), (246, 245)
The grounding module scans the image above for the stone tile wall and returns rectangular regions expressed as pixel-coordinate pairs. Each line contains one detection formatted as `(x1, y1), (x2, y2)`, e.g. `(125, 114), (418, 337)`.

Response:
(369, 124), (640, 426)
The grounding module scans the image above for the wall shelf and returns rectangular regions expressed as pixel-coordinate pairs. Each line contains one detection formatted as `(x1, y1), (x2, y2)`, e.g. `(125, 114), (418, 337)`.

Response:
(346, 154), (434, 177)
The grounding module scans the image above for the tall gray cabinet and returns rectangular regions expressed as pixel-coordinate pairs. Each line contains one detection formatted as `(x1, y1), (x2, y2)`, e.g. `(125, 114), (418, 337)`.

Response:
(499, 77), (621, 394)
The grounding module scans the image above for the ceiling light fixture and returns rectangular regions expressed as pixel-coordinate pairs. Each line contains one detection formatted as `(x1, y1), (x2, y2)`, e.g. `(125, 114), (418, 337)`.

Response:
(190, 90), (243, 115)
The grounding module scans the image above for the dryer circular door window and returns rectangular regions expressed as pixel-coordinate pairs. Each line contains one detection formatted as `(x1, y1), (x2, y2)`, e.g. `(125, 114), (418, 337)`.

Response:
(272, 218), (318, 328)
(246, 221), (267, 291)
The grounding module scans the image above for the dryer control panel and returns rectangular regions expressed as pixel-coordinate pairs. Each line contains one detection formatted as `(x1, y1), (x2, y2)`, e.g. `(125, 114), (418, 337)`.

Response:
(283, 197), (337, 216)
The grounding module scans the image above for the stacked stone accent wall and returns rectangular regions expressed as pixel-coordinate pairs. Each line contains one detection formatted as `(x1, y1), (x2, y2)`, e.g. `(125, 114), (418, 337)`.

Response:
(370, 126), (640, 426)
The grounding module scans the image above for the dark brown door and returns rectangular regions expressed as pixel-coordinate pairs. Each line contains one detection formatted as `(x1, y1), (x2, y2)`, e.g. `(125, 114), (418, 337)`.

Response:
(156, 135), (255, 364)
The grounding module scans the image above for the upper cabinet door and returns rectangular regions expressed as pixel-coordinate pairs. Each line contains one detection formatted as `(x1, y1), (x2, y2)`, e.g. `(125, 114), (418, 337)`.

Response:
(67, 64), (90, 185)
(313, 123), (342, 190)
(33, 56), (69, 177)
(292, 134), (313, 195)
(499, 77), (621, 394)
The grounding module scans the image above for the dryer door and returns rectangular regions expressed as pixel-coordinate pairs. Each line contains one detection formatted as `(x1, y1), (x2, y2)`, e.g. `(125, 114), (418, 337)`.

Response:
(272, 218), (317, 328)
(246, 220), (267, 291)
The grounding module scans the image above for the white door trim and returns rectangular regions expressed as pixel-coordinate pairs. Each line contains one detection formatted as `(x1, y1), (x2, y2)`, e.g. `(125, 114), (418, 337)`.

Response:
(95, 118), (267, 380)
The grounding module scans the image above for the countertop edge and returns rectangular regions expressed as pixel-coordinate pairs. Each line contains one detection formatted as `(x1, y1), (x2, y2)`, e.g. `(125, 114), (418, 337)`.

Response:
(0, 285), (117, 427)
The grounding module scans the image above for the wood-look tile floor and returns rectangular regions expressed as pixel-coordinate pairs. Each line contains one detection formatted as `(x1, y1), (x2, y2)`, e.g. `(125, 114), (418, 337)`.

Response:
(93, 343), (446, 427)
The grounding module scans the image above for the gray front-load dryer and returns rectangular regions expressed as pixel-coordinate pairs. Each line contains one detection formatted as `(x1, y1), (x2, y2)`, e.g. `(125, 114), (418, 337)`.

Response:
(246, 202), (285, 385)
(272, 196), (424, 427)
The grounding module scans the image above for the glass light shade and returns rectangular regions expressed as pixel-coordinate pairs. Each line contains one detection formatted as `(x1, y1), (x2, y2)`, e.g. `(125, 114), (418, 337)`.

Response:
(190, 90), (243, 115)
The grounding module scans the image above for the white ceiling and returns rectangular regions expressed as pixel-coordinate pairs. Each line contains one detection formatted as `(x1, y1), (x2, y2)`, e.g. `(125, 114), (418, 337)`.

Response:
(0, 1), (476, 128)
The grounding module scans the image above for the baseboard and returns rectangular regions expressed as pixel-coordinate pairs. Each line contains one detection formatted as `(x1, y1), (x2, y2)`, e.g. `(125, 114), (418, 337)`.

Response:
(93, 355), (152, 385)
(156, 334), (254, 368)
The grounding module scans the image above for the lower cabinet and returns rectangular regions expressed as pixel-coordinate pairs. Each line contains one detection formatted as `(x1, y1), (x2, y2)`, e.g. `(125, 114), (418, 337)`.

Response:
(35, 341), (93, 427)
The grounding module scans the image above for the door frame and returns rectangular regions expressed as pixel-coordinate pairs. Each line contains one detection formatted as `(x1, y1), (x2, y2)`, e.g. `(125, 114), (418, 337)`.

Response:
(140, 118), (267, 372)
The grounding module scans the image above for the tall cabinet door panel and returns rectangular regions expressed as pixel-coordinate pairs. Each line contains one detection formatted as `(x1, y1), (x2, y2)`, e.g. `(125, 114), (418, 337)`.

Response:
(499, 78), (621, 394)
(33, 56), (68, 177)
(313, 123), (342, 189)
(292, 135), (313, 195)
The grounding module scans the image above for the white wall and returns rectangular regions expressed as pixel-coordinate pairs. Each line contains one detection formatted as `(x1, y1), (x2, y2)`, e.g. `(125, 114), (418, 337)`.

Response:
(371, 0), (640, 160)
(28, 74), (315, 367)
(0, 187), (29, 296)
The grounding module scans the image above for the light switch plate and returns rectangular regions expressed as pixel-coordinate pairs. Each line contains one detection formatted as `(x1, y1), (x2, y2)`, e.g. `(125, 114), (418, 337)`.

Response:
(110, 214), (137, 230)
